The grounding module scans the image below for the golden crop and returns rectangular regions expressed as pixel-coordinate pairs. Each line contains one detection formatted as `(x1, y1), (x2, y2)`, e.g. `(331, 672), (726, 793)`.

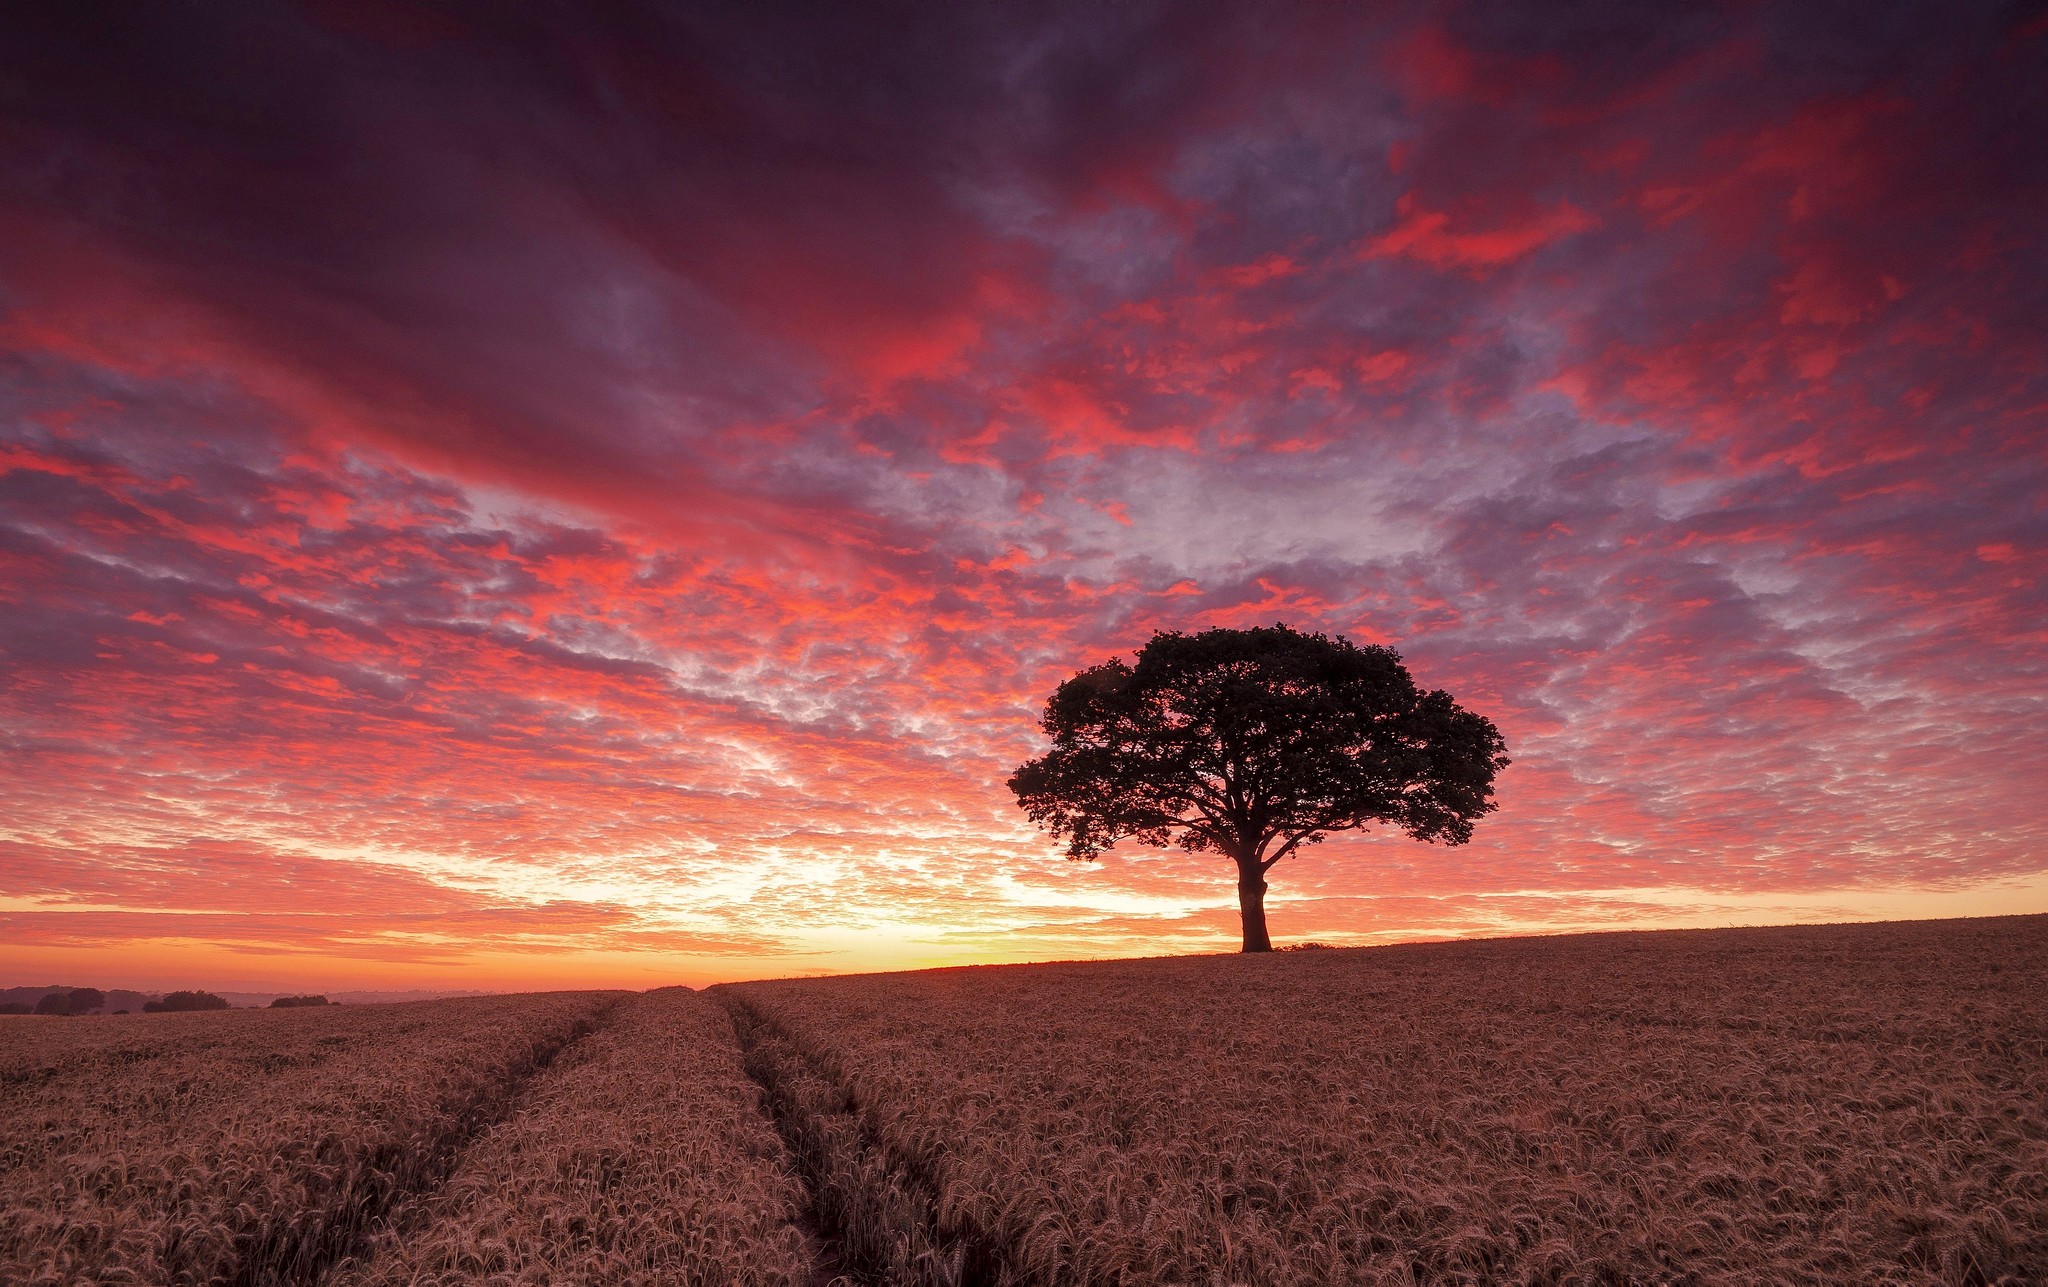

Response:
(328, 986), (812, 1286)
(719, 915), (2048, 1285)
(0, 991), (617, 1285)
(5, 917), (2041, 1286)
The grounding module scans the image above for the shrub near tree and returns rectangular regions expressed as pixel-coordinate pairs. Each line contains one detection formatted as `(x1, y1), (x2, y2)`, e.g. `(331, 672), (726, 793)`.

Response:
(143, 990), (230, 1012)
(1010, 624), (1509, 952)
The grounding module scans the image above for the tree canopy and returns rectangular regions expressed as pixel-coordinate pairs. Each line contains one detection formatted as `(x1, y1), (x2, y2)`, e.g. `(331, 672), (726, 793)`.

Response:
(1008, 624), (1509, 951)
(32, 987), (105, 1016)
(144, 990), (229, 1012)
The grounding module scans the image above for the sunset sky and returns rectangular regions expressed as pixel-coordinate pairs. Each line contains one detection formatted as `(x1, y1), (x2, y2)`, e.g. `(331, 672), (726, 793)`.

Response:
(3, 3), (2044, 993)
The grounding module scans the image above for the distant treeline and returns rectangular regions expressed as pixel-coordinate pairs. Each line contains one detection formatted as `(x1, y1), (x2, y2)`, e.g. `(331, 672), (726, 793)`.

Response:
(1, 985), (155, 1015)
(0, 987), (337, 1015)
(16, 988), (108, 1016)
(3, 984), (482, 1013)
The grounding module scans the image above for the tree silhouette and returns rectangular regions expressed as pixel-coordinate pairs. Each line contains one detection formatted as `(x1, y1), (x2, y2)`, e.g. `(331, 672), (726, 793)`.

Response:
(32, 987), (105, 1015)
(1009, 624), (1509, 952)
(144, 990), (229, 1012)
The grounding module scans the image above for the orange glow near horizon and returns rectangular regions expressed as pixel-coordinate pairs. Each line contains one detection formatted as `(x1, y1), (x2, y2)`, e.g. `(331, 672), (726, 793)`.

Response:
(2, 6), (2045, 995)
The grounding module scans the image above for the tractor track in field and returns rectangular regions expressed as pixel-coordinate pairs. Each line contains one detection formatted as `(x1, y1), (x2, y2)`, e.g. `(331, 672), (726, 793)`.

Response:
(718, 990), (1021, 1287)
(245, 994), (624, 1287)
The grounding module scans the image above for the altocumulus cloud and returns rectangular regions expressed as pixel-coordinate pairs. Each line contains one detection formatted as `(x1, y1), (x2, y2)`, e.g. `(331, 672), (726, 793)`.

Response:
(1, 1), (2043, 983)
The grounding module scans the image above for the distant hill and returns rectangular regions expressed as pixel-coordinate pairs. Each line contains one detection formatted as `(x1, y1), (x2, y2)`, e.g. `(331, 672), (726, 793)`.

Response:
(1, 985), (503, 1013)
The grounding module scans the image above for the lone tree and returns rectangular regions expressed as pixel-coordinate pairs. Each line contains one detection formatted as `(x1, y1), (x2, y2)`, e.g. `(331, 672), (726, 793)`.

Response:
(1009, 624), (1509, 952)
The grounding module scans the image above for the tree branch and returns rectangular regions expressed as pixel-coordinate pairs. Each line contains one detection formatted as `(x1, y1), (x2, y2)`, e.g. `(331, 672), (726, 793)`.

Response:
(1260, 820), (1337, 871)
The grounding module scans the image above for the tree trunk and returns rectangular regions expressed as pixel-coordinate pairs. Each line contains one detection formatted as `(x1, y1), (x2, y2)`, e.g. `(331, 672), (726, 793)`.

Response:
(1236, 863), (1273, 953)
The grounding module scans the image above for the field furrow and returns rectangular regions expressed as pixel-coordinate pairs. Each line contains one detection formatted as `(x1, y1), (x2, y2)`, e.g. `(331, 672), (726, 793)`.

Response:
(328, 986), (817, 1287)
(0, 991), (619, 1286)
(723, 991), (1020, 1287)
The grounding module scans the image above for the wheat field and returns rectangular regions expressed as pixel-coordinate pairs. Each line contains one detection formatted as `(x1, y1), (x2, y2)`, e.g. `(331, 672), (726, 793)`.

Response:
(4, 916), (2042, 1286)
(0, 990), (616, 1285)
(720, 916), (2048, 1286)
(327, 986), (813, 1286)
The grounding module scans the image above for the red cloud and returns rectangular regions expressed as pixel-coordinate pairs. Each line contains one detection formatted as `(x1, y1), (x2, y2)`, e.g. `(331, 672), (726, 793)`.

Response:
(1365, 193), (1598, 272)
(1, 2), (2042, 989)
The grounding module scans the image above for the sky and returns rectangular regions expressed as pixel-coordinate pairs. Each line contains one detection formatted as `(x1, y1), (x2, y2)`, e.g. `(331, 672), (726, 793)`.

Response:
(2, 1), (2044, 993)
